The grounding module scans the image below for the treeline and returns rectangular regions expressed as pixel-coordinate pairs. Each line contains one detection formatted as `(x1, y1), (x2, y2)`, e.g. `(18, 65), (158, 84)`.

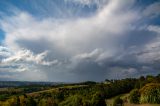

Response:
(0, 86), (53, 101)
(0, 81), (60, 88)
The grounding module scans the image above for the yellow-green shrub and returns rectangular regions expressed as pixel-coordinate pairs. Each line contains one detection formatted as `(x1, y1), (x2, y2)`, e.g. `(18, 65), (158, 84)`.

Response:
(140, 83), (160, 104)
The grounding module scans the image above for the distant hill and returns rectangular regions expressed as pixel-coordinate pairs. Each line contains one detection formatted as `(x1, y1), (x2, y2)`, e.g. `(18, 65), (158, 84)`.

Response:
(0, 81), (63, 87)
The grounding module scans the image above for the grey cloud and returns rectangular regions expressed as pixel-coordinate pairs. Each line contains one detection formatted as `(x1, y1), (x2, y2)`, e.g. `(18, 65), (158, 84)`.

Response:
(0, 46), (12, 58)
(143, 2), (160, 18)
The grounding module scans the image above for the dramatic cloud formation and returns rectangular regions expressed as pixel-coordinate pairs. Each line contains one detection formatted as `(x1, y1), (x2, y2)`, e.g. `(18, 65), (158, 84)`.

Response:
(0, 0), (160, 82)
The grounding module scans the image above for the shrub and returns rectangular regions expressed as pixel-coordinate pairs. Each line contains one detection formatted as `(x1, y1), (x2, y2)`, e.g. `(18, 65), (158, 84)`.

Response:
(129, 89), (140, 104)
(113, 96), (123, 106)
(59, 95), (83, 106)
(91, 92), (106, 106)
(140, 83), (160, 104)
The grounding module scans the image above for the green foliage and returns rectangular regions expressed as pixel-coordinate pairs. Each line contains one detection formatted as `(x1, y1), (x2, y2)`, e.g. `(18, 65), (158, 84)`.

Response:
(59, 95), (84, 106)
(38, 98), (58, 106)
(6, 96), (20, 106)
(1, 73), (160, 105)
(146, 75), (155, 83)
(157, 74), (160, 78)
(26, 97), (37, 106)
(16, 96), (20, 106)
(140, 83), (160, 104)
(91, 92), (106, 106)
(38, 98), (47, 106)
(113, 96), (123, 106)
(129, 89), (140, 104)
(0, 94), (9, 101)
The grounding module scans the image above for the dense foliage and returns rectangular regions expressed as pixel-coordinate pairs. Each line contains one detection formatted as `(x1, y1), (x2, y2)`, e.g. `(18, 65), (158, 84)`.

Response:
(128, 74), (160, 105)
(140, 83), (160, 104)
(129, 89), (140, 104)
(113, 96), (123, 106)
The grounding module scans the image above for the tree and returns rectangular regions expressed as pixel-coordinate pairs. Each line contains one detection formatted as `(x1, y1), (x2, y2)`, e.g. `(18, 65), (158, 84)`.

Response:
(146, 75), (154, 82)
(16, 96), (20, 106)
(156, 74), (160, 78)
(26, 97), (37, 106)
(140, 76), (145, 80)
(46, 98), (58, 106)
(8, 96), (20, 106)
(91, 92), (106, 106)
(59, 95), (83, 106)
(39, 99), (46, 106)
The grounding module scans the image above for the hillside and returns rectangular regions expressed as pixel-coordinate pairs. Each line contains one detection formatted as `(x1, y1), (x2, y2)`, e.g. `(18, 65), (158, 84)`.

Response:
(0, 74), (160, 106)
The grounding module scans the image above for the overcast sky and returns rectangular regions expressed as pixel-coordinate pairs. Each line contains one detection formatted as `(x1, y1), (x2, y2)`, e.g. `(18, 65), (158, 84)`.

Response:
(0, 0), (160, 82)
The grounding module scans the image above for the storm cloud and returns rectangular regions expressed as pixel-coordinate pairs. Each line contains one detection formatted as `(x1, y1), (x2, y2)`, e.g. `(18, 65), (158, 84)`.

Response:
(0, 0), (160, 82)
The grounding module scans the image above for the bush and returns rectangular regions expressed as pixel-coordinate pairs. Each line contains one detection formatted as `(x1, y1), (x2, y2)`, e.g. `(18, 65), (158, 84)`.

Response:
(91, 92), (106, 106)
(59, 95), (83, 106)
(26, 97), (37, 106)
(129, 89), (140, 104)
(140, 83), (160, 104)
(113, 96), (123, 106)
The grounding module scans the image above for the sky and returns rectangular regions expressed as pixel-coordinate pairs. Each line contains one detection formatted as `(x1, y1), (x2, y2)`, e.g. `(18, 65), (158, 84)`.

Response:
(0, 0), (160, 82)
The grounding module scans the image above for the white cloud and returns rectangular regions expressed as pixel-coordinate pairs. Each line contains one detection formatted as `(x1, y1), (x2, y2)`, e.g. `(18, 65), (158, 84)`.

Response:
(74, 49), (102, 60)
(0, 0), (137, 54)
(0, 46), (53, 80)
(0, 46), (59, 77)
(0, 46), (12, 57)
(1, 48), (57, 66)
(148, 25), (160, 34)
